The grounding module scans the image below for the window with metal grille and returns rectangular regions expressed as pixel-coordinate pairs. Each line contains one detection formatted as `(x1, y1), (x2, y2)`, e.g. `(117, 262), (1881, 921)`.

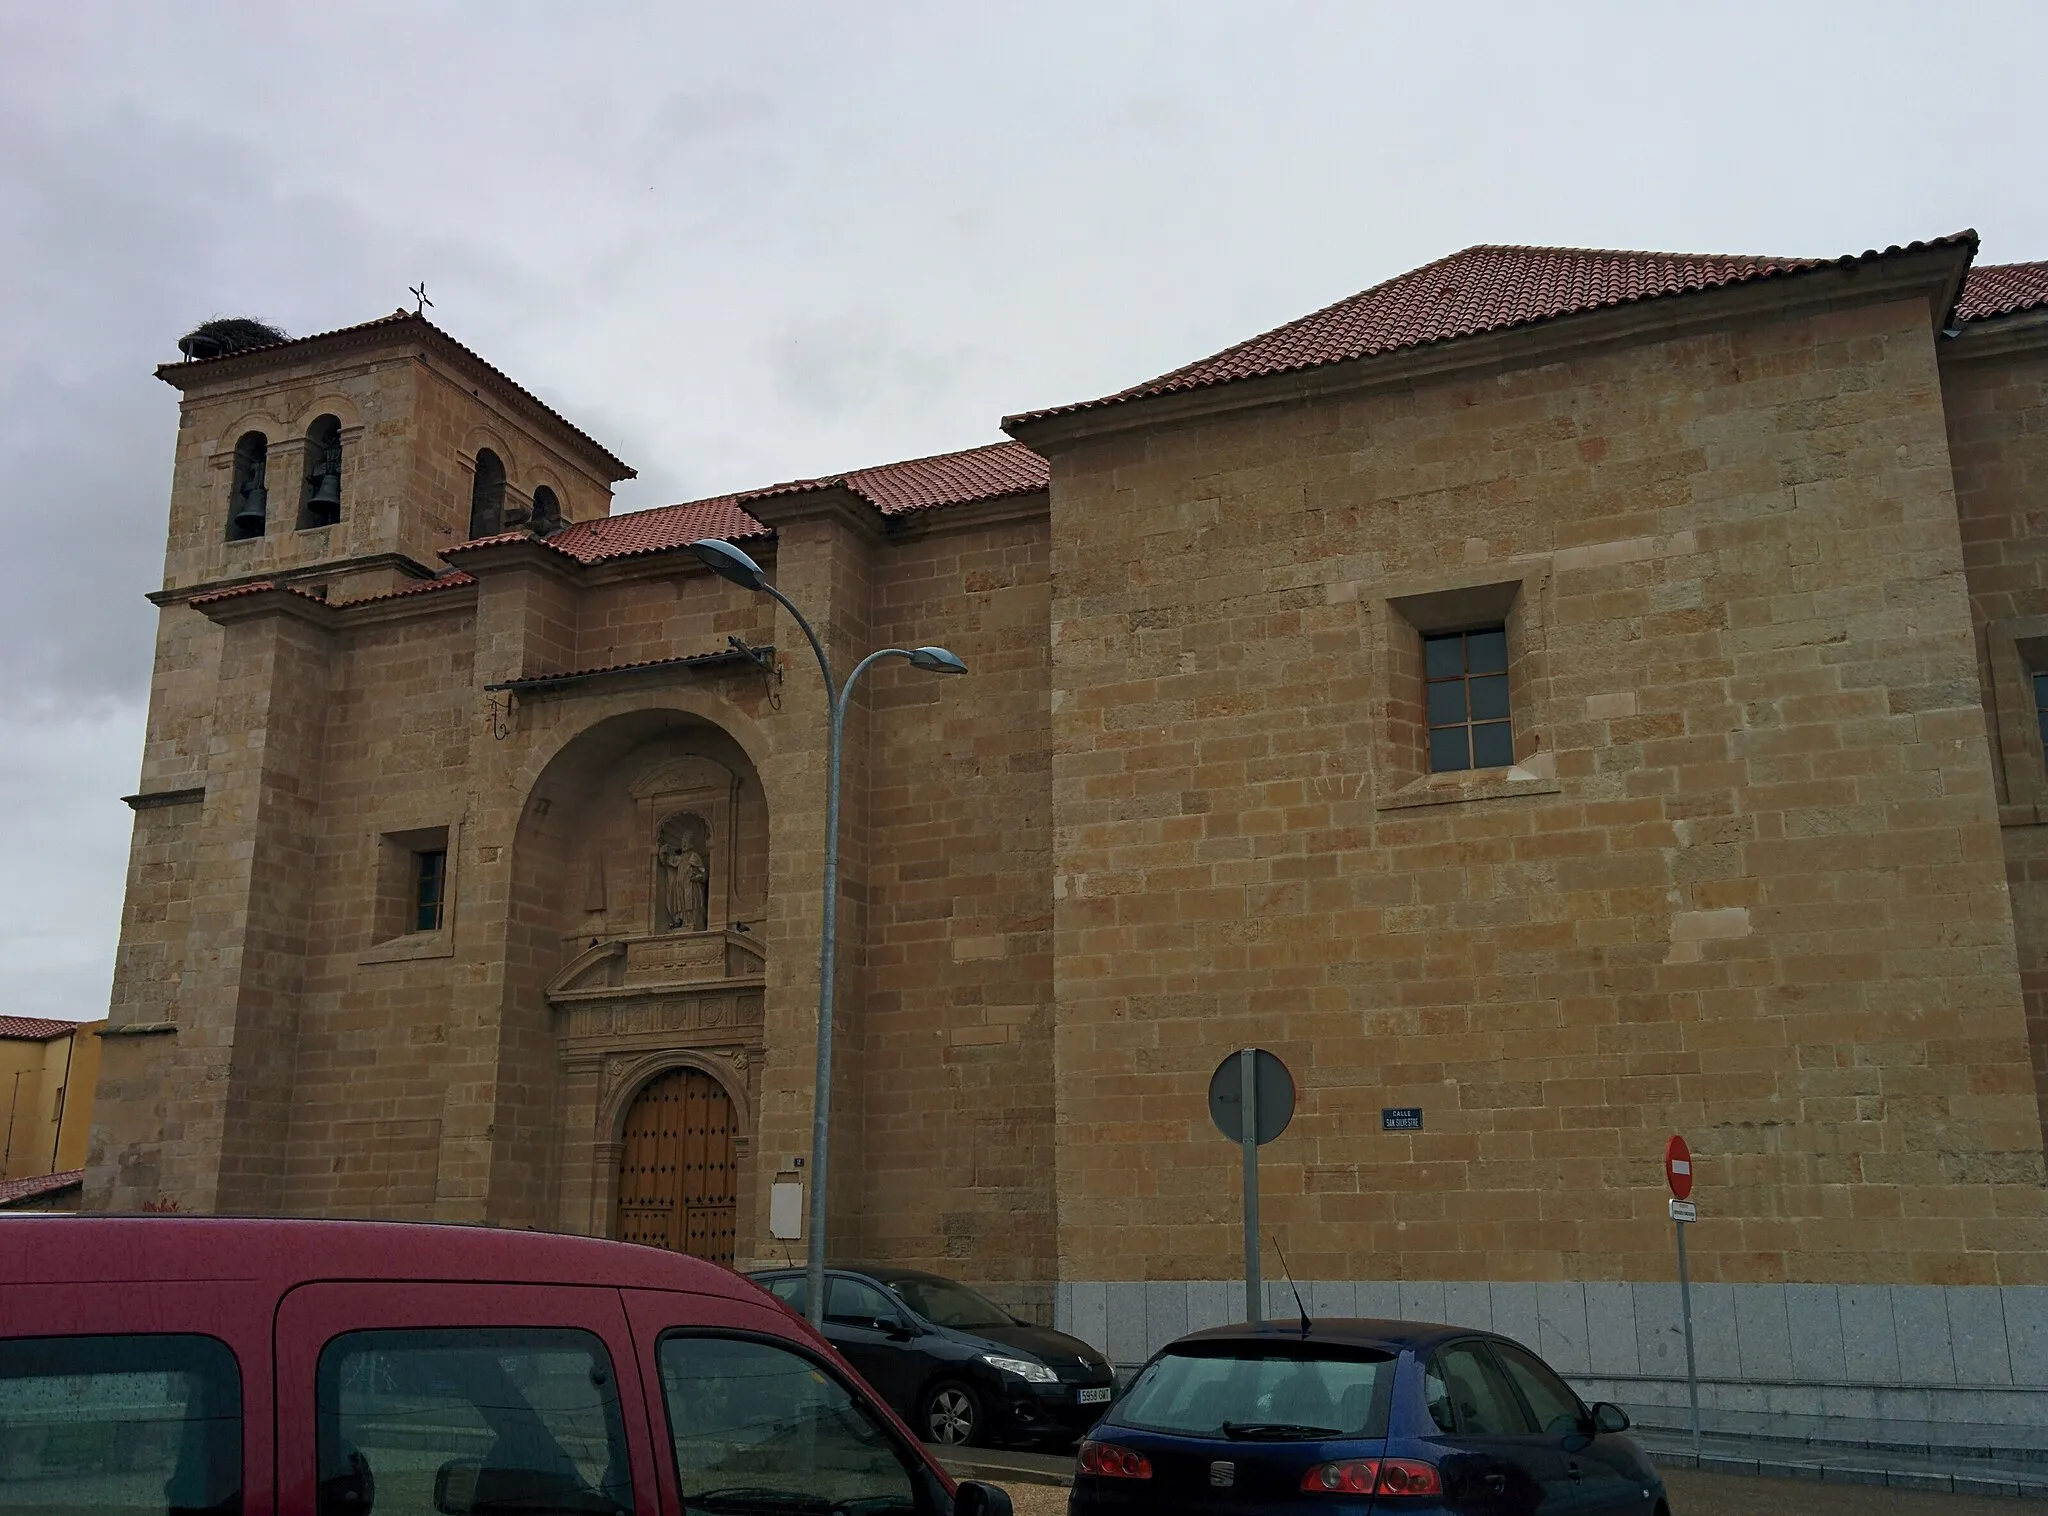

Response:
(413, 849), (447, 933)
(1424, 627), (1513, 772)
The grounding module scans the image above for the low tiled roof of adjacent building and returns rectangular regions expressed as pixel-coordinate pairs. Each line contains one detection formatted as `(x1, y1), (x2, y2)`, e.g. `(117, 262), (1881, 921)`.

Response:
(1006, 232), (1982, 427)
(0, 1169), (84, 1208)
(531, 440), (1047, 567)
(0, 1017), (81, 1041)
(156, 310), (635, 480)
(1958, 260), (2048, 322)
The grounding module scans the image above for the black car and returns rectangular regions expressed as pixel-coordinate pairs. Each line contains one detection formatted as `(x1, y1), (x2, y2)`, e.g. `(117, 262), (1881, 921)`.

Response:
(748, 1265), (1118, 1449)
(1071, 1317), (1663, 1515)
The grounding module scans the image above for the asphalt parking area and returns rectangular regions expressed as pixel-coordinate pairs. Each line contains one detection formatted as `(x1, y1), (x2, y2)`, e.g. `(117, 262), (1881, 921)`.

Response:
(971, 1466), (2048, 1516)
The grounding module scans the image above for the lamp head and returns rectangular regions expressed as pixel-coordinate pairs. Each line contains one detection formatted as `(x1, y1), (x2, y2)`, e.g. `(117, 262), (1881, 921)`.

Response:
(907, 646), (967, 675)
(690, 538), (766, 591)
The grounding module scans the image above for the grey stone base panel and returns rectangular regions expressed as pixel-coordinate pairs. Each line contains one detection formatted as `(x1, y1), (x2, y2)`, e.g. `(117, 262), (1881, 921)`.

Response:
(1054, 1279), (2048, 1439)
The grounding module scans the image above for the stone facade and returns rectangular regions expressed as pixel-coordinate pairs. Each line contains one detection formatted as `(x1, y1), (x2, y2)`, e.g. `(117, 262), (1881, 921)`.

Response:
(89, 243), (2048, 1431)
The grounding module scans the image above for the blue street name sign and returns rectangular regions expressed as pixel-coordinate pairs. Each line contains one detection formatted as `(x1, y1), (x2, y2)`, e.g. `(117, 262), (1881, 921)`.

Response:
(1382, 1107), (1423, 1131)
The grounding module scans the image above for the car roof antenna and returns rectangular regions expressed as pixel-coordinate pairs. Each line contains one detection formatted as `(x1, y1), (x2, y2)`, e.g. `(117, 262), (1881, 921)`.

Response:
(1271, 1234), (1311, 1336)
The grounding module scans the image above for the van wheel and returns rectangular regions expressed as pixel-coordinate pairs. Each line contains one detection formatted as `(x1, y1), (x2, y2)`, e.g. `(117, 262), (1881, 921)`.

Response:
(921, 1381), (982, 1446)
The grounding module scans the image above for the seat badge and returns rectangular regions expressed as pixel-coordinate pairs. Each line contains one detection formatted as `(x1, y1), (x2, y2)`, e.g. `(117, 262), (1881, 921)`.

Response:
(1209, 1460), (1235, 1488)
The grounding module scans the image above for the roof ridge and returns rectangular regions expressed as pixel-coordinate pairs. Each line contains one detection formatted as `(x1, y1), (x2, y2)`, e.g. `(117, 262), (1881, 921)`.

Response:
(1010, 230), (1979, 429)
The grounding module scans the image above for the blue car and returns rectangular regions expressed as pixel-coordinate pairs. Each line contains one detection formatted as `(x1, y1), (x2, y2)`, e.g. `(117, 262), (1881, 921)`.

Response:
(1070, 1319), (1666, 1516)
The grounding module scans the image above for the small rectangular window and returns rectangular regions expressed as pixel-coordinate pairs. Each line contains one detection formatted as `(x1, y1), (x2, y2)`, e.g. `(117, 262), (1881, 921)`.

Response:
(0, 1333), (243, 1514)
(413, 849), (447, 933)
(1424, 627), (1513, 772)
(317, 1327), (631, 1516)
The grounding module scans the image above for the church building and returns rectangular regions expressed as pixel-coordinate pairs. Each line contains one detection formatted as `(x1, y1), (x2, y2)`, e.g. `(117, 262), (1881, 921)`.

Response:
(91, 231), (2048, 1434)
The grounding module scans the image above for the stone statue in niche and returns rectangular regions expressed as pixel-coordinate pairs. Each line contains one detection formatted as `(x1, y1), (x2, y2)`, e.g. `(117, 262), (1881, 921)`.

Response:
(656, 813), (711, 932)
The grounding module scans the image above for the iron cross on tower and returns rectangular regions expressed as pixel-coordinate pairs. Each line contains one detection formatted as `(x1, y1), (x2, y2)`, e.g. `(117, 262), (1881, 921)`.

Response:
(409, 282), (433, 317)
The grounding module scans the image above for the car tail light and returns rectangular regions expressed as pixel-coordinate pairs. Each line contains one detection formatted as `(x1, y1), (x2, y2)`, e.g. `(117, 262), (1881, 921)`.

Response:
(1078, 1441), (1153, 1480)
(1301, 1458), (1442, 1497)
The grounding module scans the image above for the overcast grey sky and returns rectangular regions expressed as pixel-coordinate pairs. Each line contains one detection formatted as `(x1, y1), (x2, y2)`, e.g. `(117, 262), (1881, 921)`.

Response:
(2, 2), (2044, 1023)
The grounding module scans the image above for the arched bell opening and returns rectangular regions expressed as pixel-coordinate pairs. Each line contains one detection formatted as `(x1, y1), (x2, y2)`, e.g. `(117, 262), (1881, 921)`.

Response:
(530, 483), (563, 536)
(227, 431), (269, 541)
(468, 447), (507, 538)
(297, 414), (344, 529)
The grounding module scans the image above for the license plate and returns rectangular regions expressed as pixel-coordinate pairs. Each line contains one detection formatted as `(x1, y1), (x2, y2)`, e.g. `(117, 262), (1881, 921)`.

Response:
(1077, 1387), (1111, 1404)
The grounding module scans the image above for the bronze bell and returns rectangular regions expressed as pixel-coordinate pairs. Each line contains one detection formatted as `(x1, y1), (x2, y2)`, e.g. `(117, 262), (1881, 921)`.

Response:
(232, 485), (267, 536)
(307, 468), (342, 517)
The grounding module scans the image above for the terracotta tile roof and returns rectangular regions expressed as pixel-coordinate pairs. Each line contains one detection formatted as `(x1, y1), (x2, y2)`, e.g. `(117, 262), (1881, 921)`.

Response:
(0, 1169), (84, 1207)
(1008, 232), (1980, 427)
(333, 571), (477, 607)
(1958, 261), (2048, 322)
(156, 310), (634, 480)
(839, 441), (1048, 515)
(485, 646), (769, 693)
(0, 1017), (80, 1041)
(547, 496), (771, 565)
(537, 441), (1046, 568)
(187, 580), (326, 610)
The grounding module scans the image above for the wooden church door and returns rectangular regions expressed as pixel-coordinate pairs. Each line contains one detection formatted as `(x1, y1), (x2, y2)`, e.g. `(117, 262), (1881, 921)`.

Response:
(614, 1068), (737, 1264)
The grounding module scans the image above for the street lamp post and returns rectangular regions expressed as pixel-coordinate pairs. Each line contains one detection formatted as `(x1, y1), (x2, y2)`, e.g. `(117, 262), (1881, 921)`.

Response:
(690, 537), (966, 1328)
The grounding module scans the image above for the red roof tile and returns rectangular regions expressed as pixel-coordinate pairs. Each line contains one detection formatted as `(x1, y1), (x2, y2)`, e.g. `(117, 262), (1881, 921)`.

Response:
(548, 496), (771, 565)
(333, 571), (476, 607)
(157, 311), (634, 480)
(0, 1017), (80, 1041)
(538, 441), (1046, 568)
(841, 441), (1048, 515)
(1958, 261), (2048, 322)
(1008, 233), (1979, 427)
(0, 1169), (84, 1207)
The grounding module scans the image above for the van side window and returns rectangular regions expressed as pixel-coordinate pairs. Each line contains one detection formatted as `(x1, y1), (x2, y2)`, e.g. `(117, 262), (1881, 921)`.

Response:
(316, 1327), (630, 1516)
(0, 1333), (242, 1515)
(657, 1334), (918, 1513)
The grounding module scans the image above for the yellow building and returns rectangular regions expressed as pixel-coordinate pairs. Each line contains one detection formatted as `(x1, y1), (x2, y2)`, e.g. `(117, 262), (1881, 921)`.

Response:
(0, 1017), (102, 1206)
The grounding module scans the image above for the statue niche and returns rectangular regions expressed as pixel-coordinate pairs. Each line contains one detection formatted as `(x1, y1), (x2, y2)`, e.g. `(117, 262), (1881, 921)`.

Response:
(655, 813), (711, 934)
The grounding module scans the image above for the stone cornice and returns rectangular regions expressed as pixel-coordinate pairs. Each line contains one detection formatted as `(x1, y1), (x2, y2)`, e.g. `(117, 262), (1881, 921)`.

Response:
(190, 582), (339, 631)
(440, 532), (586, 584)
(884, 489), (1048, 541)
(149, 551), (443, 608)
(1006, 243), (1978, 453)
(1940, 307), (2048, 366)
(741, 483), (887, 541)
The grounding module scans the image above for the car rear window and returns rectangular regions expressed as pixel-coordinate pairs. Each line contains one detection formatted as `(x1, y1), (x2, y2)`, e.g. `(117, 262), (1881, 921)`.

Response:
(1110, 1343), (1395, 1440)
(0, 1333), (242, 1515)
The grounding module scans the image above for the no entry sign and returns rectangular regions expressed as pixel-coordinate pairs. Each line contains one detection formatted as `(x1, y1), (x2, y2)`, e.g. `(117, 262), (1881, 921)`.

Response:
(1665, 1134), (1694, 1201)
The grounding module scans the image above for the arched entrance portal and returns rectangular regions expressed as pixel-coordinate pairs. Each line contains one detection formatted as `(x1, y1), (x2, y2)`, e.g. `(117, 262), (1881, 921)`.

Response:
(615, 1069), (737, 1263)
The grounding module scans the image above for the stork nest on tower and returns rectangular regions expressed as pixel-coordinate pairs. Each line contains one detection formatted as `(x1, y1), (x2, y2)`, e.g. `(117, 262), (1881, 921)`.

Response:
(176, 317), (291, 361)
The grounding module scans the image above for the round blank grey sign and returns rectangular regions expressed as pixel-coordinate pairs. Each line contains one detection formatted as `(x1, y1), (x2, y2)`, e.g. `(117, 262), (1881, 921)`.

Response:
(1208, 1048), (1295, 1146)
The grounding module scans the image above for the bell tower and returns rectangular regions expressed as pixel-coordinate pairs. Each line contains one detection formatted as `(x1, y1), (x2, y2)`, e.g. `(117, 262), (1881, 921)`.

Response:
(89, 313), (635, 1215)
(152, 311), (634, 602)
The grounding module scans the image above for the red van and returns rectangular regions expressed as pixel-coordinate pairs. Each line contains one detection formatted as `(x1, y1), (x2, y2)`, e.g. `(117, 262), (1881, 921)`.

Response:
(0, 1215), (1014, 1515)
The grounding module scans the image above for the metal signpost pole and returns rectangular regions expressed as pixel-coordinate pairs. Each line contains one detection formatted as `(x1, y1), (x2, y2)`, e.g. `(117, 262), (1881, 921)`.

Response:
(1240, 1048), (1260, 1323)
(1676, 1213), (1700, 1460)
(1665, 1132), (1701, 1462)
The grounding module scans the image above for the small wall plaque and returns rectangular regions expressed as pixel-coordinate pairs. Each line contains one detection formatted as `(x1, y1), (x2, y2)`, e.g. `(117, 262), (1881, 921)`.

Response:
(1382, 1107), (1424, 1132)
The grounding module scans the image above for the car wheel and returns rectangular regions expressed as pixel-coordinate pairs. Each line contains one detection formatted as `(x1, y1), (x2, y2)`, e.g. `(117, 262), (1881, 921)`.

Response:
(921, 1381), (983, 1446)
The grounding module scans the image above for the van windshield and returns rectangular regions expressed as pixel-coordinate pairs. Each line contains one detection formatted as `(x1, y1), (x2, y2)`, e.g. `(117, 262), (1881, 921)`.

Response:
(1110, 1345), (1395, 1440)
